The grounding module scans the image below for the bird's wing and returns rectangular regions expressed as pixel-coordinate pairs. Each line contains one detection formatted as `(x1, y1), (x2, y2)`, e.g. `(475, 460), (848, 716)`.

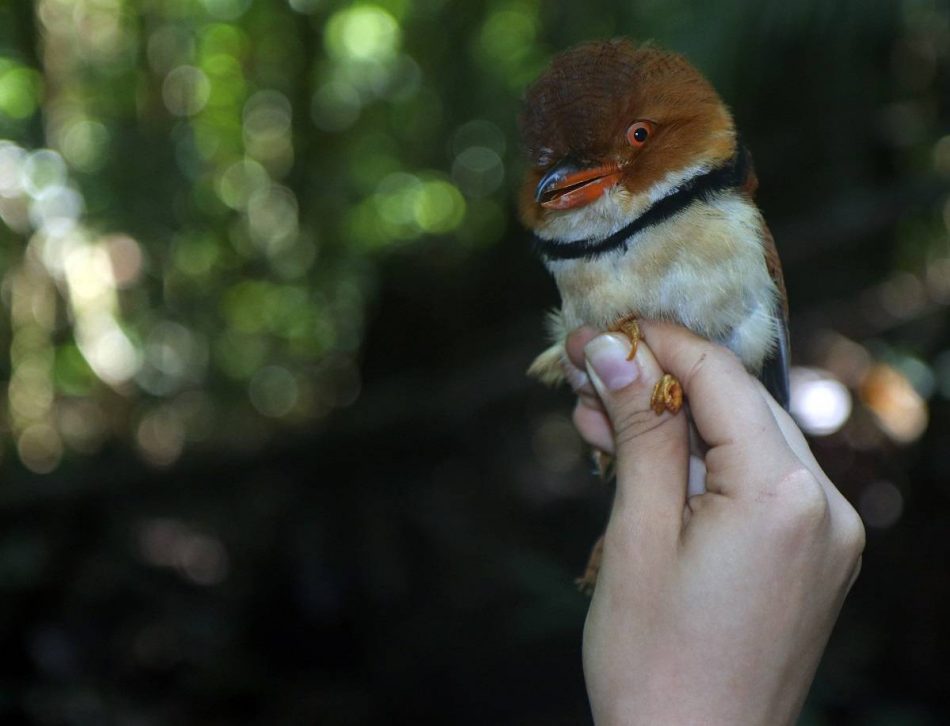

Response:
(760, 311), (790, 410)
(759, 223), (790, 410)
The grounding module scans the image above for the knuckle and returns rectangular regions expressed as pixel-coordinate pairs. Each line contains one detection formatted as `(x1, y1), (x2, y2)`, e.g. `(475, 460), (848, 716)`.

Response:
(766, 467), (830, 533)
(838, 505), (867, 560)
(680, 341), (740, 393)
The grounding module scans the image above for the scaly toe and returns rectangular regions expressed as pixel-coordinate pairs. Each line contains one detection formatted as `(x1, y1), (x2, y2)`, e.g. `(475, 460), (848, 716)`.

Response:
(608, 314), (640, 361)
(651, 373), (683, 415)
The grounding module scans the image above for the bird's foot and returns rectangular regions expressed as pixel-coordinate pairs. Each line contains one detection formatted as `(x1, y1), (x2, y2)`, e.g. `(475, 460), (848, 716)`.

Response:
(592, 449), (614, 480)
(575, 534), (604, 596)
(651, 373), (683, 415)
(609, 315), (683, 417)
(608, 314), (640, 361)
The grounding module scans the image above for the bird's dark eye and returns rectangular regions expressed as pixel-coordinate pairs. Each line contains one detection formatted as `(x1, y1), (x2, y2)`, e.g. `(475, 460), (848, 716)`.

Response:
(626, 121), (654, 147)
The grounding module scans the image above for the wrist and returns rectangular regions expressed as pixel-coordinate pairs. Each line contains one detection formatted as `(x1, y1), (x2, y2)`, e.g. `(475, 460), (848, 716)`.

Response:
(585, 638), (815, 726)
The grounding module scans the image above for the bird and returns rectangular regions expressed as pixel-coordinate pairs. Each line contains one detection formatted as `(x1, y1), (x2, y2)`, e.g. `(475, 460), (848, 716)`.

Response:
(519, 39), (789, 590)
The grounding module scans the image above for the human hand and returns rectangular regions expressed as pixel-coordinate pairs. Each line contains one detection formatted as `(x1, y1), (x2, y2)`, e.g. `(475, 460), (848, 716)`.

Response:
(565, 322), (865, 726)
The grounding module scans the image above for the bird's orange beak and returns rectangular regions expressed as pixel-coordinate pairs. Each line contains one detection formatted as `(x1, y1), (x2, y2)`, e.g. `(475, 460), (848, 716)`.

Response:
(535, 159), (623, 210)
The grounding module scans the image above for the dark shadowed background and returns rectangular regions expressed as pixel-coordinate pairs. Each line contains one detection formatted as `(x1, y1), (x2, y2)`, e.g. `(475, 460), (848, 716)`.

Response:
(0, 0), (948, 723)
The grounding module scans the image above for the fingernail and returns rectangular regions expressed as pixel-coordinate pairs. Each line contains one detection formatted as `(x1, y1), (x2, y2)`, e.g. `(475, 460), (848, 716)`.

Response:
(584, 334), (640, 392)
(564, 364), (591, 393)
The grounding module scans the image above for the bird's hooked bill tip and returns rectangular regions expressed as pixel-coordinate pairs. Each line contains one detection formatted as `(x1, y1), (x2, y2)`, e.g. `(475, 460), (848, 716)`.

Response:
(535, 160), (622, 210)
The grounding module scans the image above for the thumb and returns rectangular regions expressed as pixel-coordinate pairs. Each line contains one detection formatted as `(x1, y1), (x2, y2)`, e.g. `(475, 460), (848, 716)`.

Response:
(584, 333), (689, 525)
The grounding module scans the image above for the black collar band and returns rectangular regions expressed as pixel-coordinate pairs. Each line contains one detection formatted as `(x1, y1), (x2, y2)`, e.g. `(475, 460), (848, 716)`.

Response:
(533, 145), (750, 262)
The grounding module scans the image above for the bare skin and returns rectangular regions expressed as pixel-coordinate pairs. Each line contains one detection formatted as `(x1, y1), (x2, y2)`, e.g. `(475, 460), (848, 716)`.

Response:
(564, 322), (865, 726)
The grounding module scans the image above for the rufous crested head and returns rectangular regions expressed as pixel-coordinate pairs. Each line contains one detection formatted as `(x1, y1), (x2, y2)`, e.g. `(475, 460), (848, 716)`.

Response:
(519, 39), (737, 233)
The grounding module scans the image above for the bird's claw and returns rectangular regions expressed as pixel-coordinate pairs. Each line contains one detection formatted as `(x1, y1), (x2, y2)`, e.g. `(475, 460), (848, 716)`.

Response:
(592, 449), (614, 480)
(609, 315), (683, 416)
(608, 314), (640, 361)
(651, 373), (683, 415)
(575, 534), (604, 596)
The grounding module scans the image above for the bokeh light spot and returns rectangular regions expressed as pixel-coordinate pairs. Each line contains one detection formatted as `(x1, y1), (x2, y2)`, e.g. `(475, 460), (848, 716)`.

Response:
(216, 158), (269, 210)
(20, 150), (67, 198)
(859, 480), (904, 529)
(104, 234), (144, 288)
(0, 63), (42, 120)
(451, 119), (506, 157)
(80, 323), (142, 385)
(375, 172), (422, 234)
(213, 330), (268, 380)
(452, 146), (504, 198)
(243, 90), (293, 170)
(0, 141), (25, 197)
(179, 532), (230, 585)
(893, 354), (935, 399)
(136, 407), (186, 467)
(878, 271), (925, 320)
(17, 424), (63, 474)
(138, 321), (207, 395)
(137, 518), (230, 586)
(222, 281), (270, 333)
(269, 233), (317, 279)
(324, 5), (400, 63)
(9, 360), (54, 420)
(248, 365), (299, 417)
(199, 22), (247, 61)
(244, 90), (292, 138)
(162, 66), (211, 117)
(790, 368), (852, 436)
(246, 184), (299, 253)
(30, 185), (84, 236)
(173, 234), (221, 276)
(860, 363), (929, 443)
(56, 399), (107, 454)
(64, 244), (113, 304)
(476, 5), (539, 82)
(413, 179), (465, 234)
(60, 119), (110, 172)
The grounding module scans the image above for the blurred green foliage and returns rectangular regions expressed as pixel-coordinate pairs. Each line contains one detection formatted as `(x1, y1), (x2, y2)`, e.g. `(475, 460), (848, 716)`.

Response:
(1, 0), (947, 475)
(1, 0), (527, 472)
